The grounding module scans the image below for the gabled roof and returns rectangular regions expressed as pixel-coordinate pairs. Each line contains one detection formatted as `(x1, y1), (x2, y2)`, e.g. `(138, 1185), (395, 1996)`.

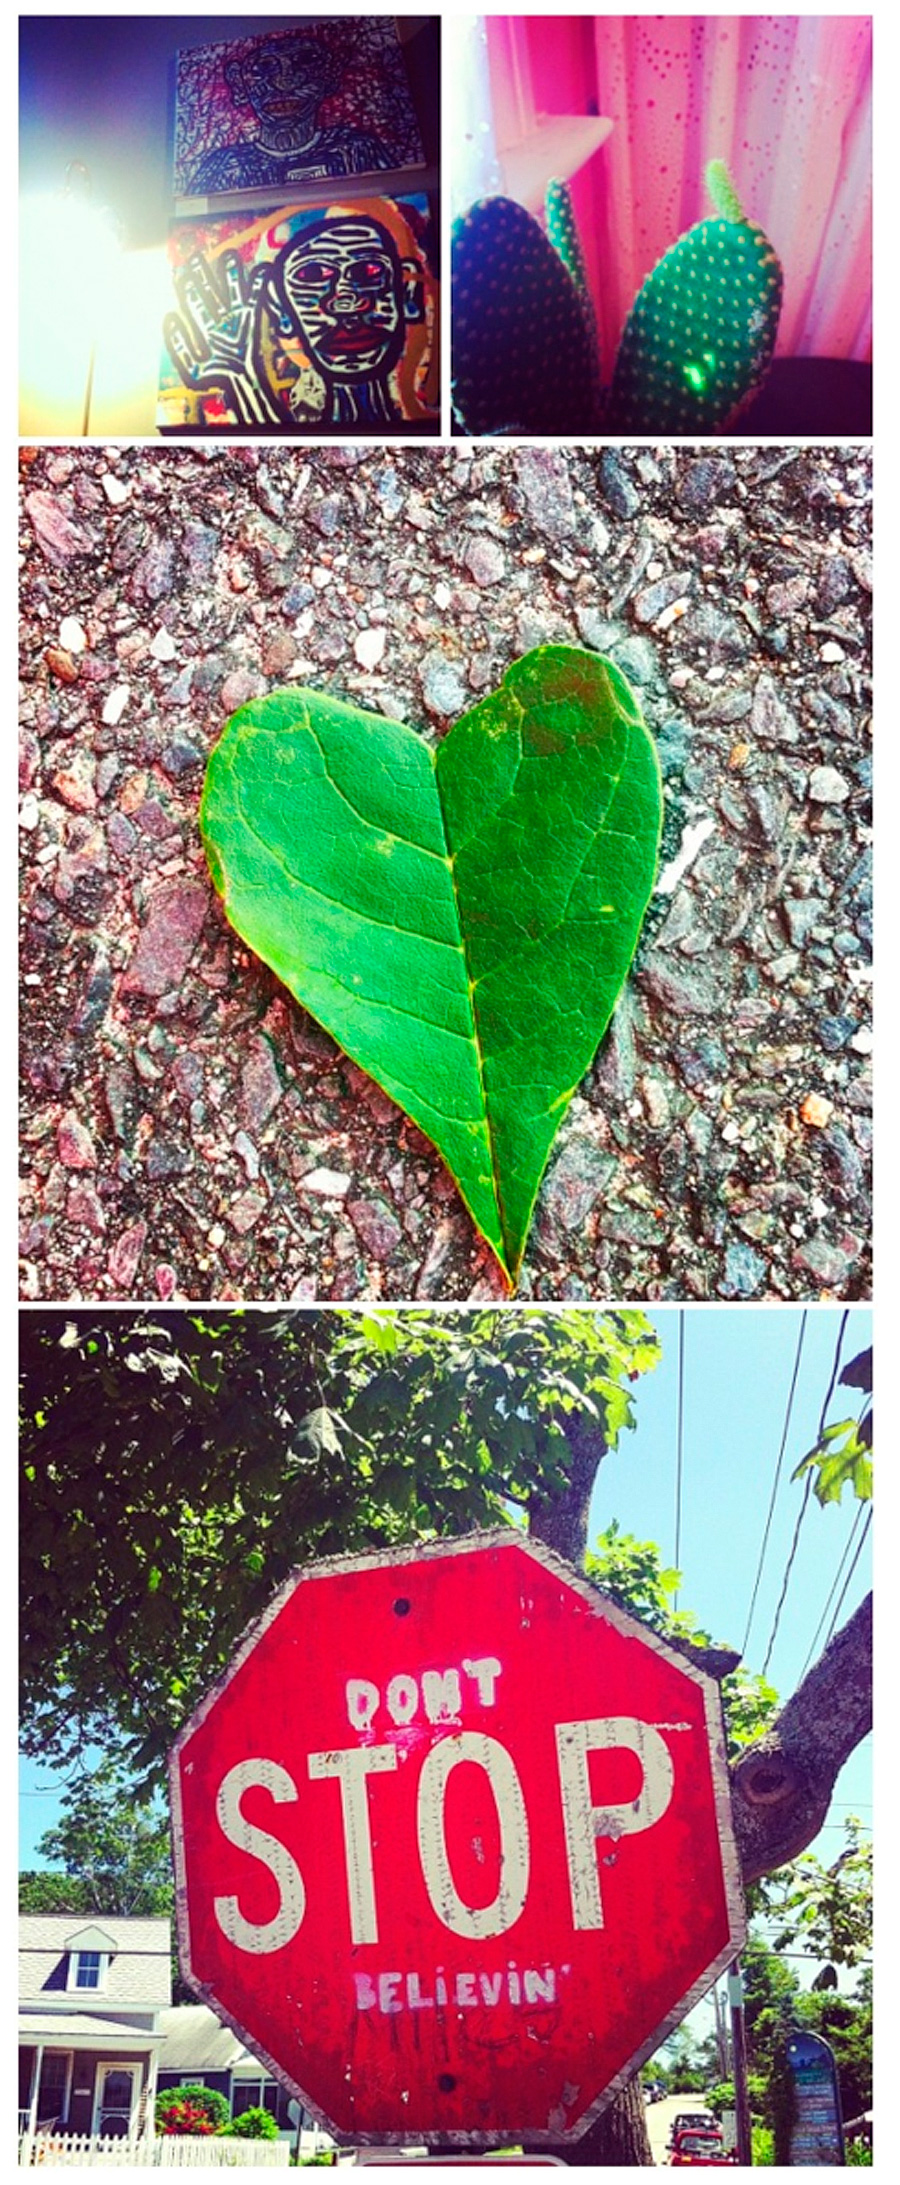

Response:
(60, 1923), (120, 1953)
(157, 2004), (255, 2074)
(19, 1915), (171, 2009)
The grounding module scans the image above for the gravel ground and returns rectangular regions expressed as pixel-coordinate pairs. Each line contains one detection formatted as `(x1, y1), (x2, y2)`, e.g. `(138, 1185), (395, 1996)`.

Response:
(19, 440), (871, 1303)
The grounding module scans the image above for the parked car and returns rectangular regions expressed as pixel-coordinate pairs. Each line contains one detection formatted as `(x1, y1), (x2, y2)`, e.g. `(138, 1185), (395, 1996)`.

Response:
(668, 2111), (720, 2146)
(670, 2129), (735, 2166)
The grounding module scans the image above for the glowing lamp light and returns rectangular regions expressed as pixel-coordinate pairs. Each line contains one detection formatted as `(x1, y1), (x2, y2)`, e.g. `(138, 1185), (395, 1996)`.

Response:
(20, 166), (123, 434)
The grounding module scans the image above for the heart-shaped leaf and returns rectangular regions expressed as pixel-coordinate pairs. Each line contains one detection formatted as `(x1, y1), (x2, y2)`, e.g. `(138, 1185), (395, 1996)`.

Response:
(201, 646), (662, 1286)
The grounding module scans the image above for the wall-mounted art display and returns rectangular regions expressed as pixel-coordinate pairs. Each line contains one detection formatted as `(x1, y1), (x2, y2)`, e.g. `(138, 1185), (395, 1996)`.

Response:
(157, 196), (439, 432)
(174, 18), (425, 198)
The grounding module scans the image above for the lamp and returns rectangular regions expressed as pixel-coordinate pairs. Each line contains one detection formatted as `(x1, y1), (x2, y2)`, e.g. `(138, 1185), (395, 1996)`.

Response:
(20, 163), (123, 435)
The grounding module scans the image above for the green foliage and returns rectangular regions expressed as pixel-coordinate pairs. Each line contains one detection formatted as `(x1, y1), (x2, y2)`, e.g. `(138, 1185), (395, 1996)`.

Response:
(741, 1938), (871, 2153)
(792, 1347), (873, 1506)
(23, 1757), (172, 1917)
(225, 2107), (279, 2140)
(19, 1871), (93, 1914)
(20, 1306), (660, 1785)
(155, 2085), (229, 2135)
(752, 2125), (775, 2164)
(588, 1522), (780, 1753)
(758, 1817), (872, 1969)
(847, 2139), (873, 2164)
(703, 2081), (735, 2120)
(201, 650), (662, 1286)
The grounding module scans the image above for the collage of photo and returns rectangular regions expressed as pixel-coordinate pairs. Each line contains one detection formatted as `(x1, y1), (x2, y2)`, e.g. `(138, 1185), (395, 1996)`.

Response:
(18, 9), (873, 2174)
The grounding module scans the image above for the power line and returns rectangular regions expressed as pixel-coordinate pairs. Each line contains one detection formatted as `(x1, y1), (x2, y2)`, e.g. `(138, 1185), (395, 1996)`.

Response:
(800, 1501), (866, 1678)
(762, 1310), (849, 1678)
(824, 1507), (872, 1648)
(742, 1310), (808, 1656)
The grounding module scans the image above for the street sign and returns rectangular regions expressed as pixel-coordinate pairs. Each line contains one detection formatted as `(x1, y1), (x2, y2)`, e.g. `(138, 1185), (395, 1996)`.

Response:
(785, 2031), (846, 2164)
(170, 1530), (745, 2146)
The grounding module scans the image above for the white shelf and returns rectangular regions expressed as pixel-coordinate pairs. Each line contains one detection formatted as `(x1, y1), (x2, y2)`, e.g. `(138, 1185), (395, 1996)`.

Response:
(499, 115), (613, 213)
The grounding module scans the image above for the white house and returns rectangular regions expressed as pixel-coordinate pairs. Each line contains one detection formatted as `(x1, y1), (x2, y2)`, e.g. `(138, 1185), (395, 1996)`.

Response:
(19, 1915), (171, 2140)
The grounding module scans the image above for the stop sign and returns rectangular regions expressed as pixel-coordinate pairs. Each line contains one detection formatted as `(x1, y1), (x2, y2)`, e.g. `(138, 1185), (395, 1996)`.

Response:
(170, 1530), (745, 2146)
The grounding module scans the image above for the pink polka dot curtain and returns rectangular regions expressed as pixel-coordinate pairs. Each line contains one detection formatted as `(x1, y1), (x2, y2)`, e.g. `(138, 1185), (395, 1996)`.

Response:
(485, 14), (872, 383)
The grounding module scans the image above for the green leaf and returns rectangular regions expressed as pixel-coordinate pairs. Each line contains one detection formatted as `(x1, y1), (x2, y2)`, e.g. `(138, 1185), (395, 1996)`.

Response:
(201, 647), (662, 1285)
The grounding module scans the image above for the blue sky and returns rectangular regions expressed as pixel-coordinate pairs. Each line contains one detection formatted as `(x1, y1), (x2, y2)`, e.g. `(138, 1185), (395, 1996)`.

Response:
(587, 1303), (873, 1873)
(20, 1302), (872, 1876)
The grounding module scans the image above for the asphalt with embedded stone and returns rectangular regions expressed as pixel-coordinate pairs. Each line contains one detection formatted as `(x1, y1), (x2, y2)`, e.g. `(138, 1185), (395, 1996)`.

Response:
(19, 441), (871, 1303)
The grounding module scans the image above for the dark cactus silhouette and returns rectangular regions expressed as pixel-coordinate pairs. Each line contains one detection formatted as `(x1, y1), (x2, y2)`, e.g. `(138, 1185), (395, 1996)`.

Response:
(452, 164), (783, 437)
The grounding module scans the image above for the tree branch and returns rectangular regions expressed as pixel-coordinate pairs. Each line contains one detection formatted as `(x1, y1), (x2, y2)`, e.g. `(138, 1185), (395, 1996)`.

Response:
(730, 1591), (872, 1885)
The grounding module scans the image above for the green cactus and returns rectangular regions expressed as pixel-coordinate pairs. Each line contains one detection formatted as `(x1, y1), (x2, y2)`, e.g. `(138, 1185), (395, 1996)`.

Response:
(546, 174), (599, 371)
(606, 162), (783, 433)
(451, 162), (782, 438)
(450, 194), (603, 435)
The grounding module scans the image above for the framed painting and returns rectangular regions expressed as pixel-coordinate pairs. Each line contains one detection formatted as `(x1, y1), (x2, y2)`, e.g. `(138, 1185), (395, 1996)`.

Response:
(157, 195), (440, 433)
(173, 18), (425, 199)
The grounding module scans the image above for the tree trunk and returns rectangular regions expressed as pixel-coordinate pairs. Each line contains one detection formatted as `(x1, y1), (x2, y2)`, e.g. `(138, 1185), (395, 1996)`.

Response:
(730, 1591), (872, 1884)
(527, 1426), (656, 2166)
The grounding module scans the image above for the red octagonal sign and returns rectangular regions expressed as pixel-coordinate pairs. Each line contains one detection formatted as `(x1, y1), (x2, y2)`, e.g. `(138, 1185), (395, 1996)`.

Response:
(170, 1531), (745, 2145)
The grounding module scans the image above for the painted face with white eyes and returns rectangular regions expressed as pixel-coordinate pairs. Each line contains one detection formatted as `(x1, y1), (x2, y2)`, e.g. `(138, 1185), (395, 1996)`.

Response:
(276, 218), (407, 381)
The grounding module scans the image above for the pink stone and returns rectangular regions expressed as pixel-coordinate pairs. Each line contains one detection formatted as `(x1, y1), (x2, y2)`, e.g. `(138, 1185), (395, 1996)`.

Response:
(108, 1220), (147, 1291)
(66, 1179), (106, 1232)
(122, 879), (208, 998)
(58, 1111), (96, 1170)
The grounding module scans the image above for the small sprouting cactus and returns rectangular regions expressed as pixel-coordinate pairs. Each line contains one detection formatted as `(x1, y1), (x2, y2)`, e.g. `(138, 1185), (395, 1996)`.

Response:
(602, 161), (783, 434)
(450, 195), (603, 436)
(451, 161), (783, 438)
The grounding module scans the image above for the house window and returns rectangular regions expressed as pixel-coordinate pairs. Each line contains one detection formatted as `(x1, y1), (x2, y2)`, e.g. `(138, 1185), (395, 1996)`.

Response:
(36, 2051), (71, 2125)
(66, 1946), (110, 1993)
(232, 2078), (278, 2120)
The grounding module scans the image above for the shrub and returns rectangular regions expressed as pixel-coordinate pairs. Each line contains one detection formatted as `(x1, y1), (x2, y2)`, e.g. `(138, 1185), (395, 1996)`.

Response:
(226, 2106), (279, 2140)
(155, 2083), (230, 2135)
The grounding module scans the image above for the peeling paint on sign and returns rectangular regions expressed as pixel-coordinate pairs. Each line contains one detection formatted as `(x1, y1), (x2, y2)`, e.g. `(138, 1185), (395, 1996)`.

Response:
(170, 1530), (745, 2146)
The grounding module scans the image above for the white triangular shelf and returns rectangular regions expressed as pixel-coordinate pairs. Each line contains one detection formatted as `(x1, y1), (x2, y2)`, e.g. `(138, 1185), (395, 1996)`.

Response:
(499, 115), (612, 213)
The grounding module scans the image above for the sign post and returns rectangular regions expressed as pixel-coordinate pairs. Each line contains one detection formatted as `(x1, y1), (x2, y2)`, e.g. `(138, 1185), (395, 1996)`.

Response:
(785, 2030), (846, 2165)
(170, 1529), (746, 2147)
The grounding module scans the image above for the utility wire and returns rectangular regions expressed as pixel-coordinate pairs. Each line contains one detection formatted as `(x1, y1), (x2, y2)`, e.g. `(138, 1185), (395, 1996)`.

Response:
(761, 1310), (849, 1678)
(742, 1310), (808, 1656)
(824, 1506), (872, 1649)
(800, 1501), (865, 1678)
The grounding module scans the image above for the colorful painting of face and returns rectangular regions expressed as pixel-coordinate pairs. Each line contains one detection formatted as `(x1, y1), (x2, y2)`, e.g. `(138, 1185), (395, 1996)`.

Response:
(158, 198), (440, 432)
(174, 18), (425, 198)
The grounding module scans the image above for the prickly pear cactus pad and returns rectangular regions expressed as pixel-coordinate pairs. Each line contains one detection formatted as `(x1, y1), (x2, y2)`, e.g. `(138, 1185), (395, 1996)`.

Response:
(606, 164), (783, 435)
(451, 196), (604, 436)
(201, 647), (662, 1288)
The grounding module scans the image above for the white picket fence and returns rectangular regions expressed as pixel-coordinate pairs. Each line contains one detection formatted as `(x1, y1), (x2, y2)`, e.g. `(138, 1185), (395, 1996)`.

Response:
(18, 2134), (290, 2168)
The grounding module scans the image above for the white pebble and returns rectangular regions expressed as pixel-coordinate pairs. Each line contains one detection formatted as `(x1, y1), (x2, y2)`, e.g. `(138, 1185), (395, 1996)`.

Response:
(354, 626), (386, 671)
(102, 685), (131, 726)
(820, 641), (845, 663)
(301, 1167), (351, 1197)
(59, 616), (87, 654)
(101, 473), (129, 505)
(433, 582), (452, 608)
(808, 765), (850, 805)
(150, 628), (177, 662)
(19, 794), (40, 830)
